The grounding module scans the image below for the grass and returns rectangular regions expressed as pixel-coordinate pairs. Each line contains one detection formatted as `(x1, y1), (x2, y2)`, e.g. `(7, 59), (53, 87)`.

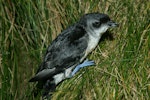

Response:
(0, 0), (150, 100)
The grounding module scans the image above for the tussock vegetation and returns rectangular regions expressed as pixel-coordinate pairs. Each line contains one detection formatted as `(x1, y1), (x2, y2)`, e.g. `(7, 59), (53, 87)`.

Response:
(0, 0), (149, 100)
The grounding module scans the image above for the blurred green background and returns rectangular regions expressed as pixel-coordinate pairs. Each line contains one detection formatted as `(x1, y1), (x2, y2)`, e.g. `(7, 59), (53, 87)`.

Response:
(0, 0), (150, 100)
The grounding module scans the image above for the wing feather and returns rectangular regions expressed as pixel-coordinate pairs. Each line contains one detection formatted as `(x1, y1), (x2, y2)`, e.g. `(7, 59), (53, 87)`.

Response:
(29, 24), (88, 82)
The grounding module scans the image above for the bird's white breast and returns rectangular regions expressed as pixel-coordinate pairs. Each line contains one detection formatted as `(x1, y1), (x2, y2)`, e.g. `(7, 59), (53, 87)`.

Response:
(87, 35), (100, 53)
(80, 33), (100, 62)
(86, 24), (109, 54)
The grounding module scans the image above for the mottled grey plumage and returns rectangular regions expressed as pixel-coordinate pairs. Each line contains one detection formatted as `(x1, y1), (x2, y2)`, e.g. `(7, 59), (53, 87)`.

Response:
(29, 12), (118, 99)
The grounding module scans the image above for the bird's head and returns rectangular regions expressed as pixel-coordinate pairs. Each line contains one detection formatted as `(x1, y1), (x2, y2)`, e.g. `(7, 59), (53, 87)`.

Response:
(79, 13), (118, 37)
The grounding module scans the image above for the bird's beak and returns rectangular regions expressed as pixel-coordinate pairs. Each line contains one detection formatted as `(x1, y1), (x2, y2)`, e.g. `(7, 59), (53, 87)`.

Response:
(107, 20), (119, 27)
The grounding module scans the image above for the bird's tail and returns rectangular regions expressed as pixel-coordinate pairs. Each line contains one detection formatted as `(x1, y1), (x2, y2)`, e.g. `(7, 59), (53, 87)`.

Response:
(30, 80), (56, 100)
(29, 81), (44, 98)
(42, 80), (56, 99)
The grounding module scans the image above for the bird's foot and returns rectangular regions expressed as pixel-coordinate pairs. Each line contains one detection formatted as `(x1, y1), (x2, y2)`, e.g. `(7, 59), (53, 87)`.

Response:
(70, 59), (95, 77)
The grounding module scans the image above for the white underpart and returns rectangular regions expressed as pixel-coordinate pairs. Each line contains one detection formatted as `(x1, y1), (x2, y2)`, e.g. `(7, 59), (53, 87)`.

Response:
(64, 66), (75, 78)
(93, 24), (109, 37)
(53, 66), (75, 85)
(81, 24), (109, 62)
(53, 73), (64, 85)
(53, 25), (110, 85)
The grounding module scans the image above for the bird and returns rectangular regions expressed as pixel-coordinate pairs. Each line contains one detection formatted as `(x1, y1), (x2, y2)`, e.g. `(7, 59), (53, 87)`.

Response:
(29, 12), (118, 99)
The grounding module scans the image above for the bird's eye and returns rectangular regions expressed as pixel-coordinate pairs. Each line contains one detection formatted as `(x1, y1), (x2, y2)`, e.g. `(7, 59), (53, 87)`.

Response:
(93, 22), (101, 28)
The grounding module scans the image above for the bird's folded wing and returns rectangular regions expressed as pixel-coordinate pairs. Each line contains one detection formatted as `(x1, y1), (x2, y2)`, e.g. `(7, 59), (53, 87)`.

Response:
(29, 24), (88, 82)
(29, 68), (56, 82)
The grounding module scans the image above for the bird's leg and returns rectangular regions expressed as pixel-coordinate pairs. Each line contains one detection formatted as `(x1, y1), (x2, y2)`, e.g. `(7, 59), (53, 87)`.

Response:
(70, 59), (95, 77)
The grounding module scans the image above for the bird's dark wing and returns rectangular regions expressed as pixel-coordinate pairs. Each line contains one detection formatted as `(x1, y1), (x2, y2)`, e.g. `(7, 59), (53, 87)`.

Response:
(29, 24), (88, 82)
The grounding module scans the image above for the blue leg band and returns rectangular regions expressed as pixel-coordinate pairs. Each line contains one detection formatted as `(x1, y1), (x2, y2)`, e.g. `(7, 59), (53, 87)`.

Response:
(71, 59), (95, 76)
